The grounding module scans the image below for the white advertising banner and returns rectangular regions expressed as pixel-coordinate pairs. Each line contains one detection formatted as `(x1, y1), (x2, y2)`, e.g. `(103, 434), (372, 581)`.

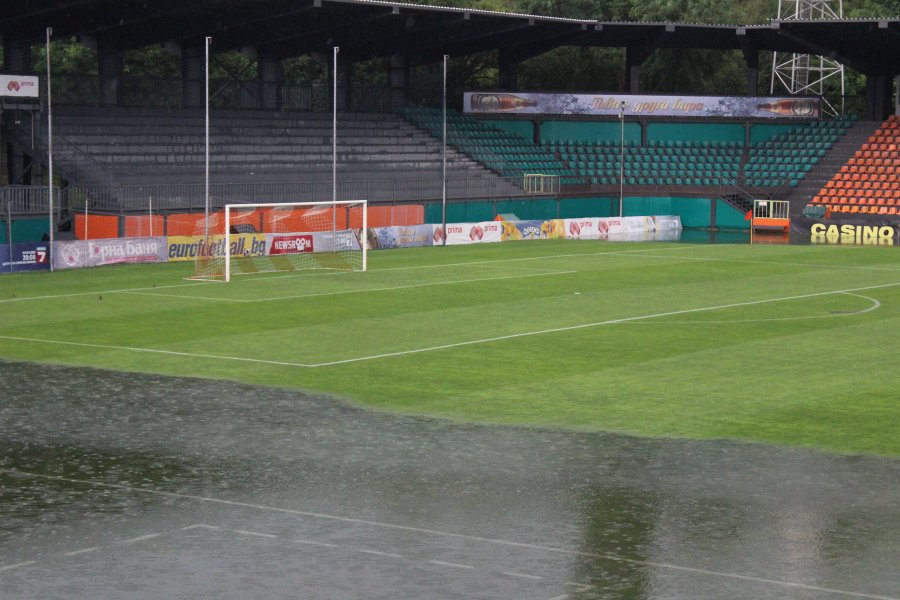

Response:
(54, 237), (168, 270)
(563, 217), (603, 239)
(1, 75), (39, 98)
(559, 215), (681, 240)
(433, 221), (504, 246)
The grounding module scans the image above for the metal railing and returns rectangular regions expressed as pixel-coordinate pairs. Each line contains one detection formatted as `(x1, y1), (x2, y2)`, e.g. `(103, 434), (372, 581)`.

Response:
(2, 175), (529, 217)
(27, 112), (117, 188)
(0, 186), (55, 214)
(28, 74), (394, 113)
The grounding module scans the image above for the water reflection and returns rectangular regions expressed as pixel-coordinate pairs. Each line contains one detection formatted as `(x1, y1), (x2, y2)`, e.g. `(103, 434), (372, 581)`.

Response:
(1, 360), (897, 599)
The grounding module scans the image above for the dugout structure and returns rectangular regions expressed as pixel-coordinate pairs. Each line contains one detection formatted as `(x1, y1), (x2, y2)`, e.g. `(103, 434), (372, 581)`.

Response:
(750, 199), (790, 244)
(523, 174), (560, 195)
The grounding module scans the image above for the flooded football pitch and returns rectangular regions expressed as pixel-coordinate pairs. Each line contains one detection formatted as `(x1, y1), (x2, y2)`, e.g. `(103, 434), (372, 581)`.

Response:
(1, 360), (897, 599)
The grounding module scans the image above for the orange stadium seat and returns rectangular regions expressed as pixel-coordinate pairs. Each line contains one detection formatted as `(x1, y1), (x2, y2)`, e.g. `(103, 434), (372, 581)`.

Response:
(812, 116), (900, 212)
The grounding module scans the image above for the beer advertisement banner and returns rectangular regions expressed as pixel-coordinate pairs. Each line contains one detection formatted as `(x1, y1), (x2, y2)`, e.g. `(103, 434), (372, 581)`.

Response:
(167, 234), (266, 262)
(464, 92), (821, 119)
(791, 215), (900, 246)
(55, 237), (167, 270)
(368, 225), (434, 249)
(0, 242), (50, 273)
(1, 75), (39, 98)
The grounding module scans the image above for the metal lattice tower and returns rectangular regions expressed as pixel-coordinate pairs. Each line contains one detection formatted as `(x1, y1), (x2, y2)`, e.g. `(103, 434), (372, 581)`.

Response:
(770, 0), (846, 116)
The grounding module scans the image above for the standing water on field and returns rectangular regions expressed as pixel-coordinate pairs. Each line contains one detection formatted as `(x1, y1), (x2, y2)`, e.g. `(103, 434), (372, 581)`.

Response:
(0, 360), (897, 600)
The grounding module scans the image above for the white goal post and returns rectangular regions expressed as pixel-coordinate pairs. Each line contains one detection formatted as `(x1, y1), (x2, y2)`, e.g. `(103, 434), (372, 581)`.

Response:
(191, 200), (367, 282)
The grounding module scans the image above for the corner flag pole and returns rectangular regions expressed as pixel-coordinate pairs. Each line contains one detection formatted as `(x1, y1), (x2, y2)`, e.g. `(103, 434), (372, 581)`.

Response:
(46, 27), (54, 271)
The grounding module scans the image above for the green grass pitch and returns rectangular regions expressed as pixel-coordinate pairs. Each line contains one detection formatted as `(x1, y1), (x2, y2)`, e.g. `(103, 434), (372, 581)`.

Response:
(2, 240), (899, 456)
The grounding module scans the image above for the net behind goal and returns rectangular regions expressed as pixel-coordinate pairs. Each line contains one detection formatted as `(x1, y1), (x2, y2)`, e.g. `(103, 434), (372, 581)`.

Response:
(191, 200), (367, 282)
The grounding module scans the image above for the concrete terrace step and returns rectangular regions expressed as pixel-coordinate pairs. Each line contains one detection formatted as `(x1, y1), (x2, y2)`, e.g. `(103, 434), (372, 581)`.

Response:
(42, 107), (523, 189)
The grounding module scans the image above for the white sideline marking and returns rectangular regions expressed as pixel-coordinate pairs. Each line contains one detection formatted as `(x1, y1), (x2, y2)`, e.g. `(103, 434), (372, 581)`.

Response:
(0, 281), (214, 304)
(428, 560), (474, 570)
(2, 470), (895, 600)
(63, 546), (102, 556)
(357, 549), (404, 559)
(1, 282), (895, 369)
(376, 244), (718, 272)
(244, 270), (576, 303)
(294, 539), (339, 548)
(502, 571), (545, 580)
(0, 561), (37, 572)
(181, 524), (220, 531)
(233, 529), (277, 539)
(121, 270), (576, 303)
(3, 243), (897, 306)
(0, 335), (318, 368)
(614, 249), (900, 273)
(117, 291), (249, 303)
(118, 533), (161, 544)
(0, 244), (707, 304)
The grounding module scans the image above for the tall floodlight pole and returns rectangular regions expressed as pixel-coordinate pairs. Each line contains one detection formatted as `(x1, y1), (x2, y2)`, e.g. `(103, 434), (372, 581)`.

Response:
(333, 47), (339, 206)
(618, 100), (625, 218)
(205, 37), (211, 231)
(441, 54), (448, 246)
(46, 27), (54, 271)
(333, 46), (339, 237)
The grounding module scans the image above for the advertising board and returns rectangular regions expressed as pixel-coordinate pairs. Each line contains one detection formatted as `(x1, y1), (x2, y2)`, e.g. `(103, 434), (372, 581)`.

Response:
(791, 215), (900, 246)
(55, 237), (167, 270)
(0, 242), (50, 273)
(433, 222), (504, 246)
(464, 92), (820, 119)
(368, 224), (434, 249)
(1, 75), (39, 98)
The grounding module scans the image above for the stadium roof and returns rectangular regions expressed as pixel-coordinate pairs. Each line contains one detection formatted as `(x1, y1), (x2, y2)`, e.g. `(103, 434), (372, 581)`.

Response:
(2, 0), (898, 75)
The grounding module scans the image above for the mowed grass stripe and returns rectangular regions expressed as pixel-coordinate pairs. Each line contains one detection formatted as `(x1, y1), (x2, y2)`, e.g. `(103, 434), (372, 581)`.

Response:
(1, 241), (899, 455)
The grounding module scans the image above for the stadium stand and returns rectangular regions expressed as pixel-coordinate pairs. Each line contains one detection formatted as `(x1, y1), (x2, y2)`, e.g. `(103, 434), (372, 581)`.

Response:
(807, 115), (900, 215)
(545, 138), (743, 188)
(38, 106), (512, 187)
(403, 107), (577, 182)
(404, 108), (877, 211)
(743, 120), (848, 188)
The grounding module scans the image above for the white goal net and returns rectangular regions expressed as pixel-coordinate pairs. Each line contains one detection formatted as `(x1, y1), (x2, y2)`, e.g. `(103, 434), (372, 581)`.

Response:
(191, 200), (367, 281)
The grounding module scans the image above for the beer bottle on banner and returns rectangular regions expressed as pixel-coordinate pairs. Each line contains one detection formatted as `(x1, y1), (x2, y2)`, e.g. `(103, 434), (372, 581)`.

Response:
(756, 99), (817, 117)
(470, 94), (538, 112)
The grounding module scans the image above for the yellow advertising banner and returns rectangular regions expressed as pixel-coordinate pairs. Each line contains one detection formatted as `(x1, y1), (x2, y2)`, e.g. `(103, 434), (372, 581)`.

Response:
(167, 234), (266, 262)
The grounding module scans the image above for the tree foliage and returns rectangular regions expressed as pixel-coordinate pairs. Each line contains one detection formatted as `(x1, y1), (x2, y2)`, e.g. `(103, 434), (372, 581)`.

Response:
(12, 0), (899, 103)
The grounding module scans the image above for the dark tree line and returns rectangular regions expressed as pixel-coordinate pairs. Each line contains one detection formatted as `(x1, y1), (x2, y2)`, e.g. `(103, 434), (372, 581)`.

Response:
(5, 0), (898, 104)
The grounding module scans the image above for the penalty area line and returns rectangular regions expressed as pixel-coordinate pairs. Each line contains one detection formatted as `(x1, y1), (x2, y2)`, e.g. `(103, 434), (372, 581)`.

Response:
(1, 281), (896, 370)
(0, 335), (318, 368)
(309, 281), (900, 367)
